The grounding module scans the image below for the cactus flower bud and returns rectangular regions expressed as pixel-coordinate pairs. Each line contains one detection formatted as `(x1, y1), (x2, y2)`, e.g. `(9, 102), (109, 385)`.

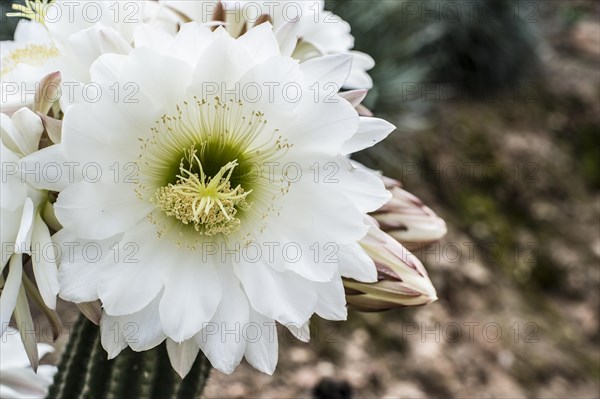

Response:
(345, 217), (437, 311)
(372, 178), (447, 251)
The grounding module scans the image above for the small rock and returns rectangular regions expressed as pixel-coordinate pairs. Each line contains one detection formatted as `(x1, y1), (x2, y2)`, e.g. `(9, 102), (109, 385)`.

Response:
(312, 378), (353, 399)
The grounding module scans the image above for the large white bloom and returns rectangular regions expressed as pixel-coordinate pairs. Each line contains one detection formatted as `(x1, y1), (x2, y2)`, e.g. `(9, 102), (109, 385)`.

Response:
(0, 327), (56, 399)
(1, 108), (59, 336)
(53, 22), (394, 375)
(158, 0), (375, 89)
(0, 0), (162, 114)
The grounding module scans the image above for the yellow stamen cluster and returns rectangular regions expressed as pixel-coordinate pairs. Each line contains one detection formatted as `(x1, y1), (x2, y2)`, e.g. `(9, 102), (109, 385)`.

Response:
(138, 97), (294, 246)
(7, 0), (54, 25)
(1, 44), (60, 77)
(154, 149), (251, 236)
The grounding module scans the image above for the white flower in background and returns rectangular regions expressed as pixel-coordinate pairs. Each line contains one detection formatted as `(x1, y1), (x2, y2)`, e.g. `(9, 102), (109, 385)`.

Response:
(0, 327), (56, 399)
(52, 22), (394, 376)
(159, 0), (375, 89)
(1, 108), (59, 343)
(0, 0), (161, 114)
(0, 19), (57, 115)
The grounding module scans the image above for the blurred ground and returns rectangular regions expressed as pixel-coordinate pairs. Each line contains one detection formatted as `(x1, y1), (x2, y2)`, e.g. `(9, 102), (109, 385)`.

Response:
(202, 1), (600, 398)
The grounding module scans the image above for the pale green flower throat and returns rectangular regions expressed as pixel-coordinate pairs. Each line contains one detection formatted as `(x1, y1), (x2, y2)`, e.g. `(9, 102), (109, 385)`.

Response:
(137, 97), (292, 243)
(155, 148), (251, 236)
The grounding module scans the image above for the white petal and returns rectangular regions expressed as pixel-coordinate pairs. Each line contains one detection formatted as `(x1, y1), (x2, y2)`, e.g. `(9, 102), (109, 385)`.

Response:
(337, 243), (377, 283)
(126, 295), (166, 352)
(0, 327), (31, 368)
(37, 342), (54, 360)
(166, 338), (200, 379)
(235, 261), (316, 325)
(1, 144), (26, 211)
(345, 69), (374, 90)
(190, 34), (254, 89)
(0, 184), (25, 264)
(277, 178), (370, 246)
(19, 144), (74, 191)
(274, 20), (301, 57)
(254, 227), (338, 282)
(244, 309), (278, 375)
(100, 311), (128, 360)
(88, 54), (127, 87)
(61, 100), (153, 167)
(299, 10), (352, 55)
(281, 248), (339, 283)
(315, 275), (347, 321)
(286, 97), (358, 155)
(285, 321), (310, 343)
(13, 19), (50, 42)
(335, 157), (391, 213)
(101, 294), (166, 354)
(55, 180), (152, 240)
(350, 51), (376, 71)
(1, 213), (20, 266)
(159, 256), (222, 342)
(68, 25), (132, 68)
(134, 24), (174, 53)
(341, 117), (396, 155)
(195, 266), (248, 375)
(235, 56), (303, 116)
(2, 108), (43, 156)
(0, 368), (49, 397)
(238, 22), (280, 63)
(344, 51), (375, 89)
(14, 198), (34, 254)
(30, 213), (59, 309)
(98, 261), (155, 318)
(119, 48), (193, 110)
(168, 23), (214, 66)
(55, 229), (117, 303)
(300, 54), (353, 92)
(97, 223), (167, 316)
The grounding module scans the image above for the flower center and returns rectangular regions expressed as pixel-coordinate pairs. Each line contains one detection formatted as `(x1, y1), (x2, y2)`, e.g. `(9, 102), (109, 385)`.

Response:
(154, 148), (251, 236)
(1, 44), (60, 77)
(137, 97), (293, 247)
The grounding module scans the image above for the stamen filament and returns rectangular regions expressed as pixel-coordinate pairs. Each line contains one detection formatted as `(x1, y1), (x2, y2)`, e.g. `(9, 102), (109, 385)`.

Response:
(155, 149), (251, 236)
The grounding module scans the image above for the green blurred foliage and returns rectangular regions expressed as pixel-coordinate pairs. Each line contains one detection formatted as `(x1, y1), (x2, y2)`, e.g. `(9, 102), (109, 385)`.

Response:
(330, 0), (540, 110)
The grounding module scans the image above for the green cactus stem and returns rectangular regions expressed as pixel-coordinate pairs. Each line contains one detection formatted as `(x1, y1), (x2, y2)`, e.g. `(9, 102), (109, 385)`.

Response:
(47, 316), (212, 399)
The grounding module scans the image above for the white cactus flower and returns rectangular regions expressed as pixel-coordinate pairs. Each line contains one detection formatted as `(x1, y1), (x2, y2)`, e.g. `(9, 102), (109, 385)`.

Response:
(0, 327), (56, 399)
(49, 22), (395, 376)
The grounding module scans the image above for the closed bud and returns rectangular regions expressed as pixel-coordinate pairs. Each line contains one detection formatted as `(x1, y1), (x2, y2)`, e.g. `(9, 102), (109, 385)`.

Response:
(34, 71), (61, 116)
(345, 217), (437, 312)
(372, 178), (447, 251)
(339, 89), (373, 116)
